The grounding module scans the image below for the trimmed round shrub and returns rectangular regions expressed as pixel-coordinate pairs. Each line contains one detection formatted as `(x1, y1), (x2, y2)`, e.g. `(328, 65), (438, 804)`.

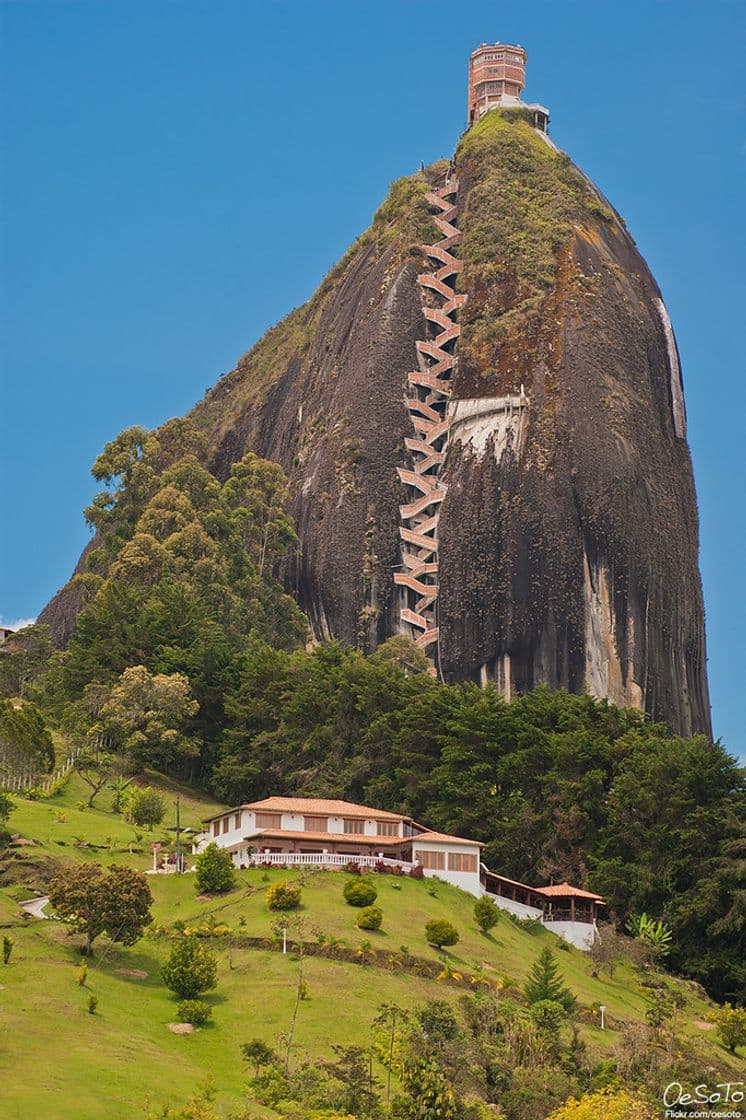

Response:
(266, 882), (302, 911)
(474, 895), (500, 934)
(177, 999), (212, 1025)
(195, 843), (236, 894)
(356, 905), (383, 931)
(343, 878), (378, 908)
(425, 918), (460, 949)
(161, 936), (218, 999)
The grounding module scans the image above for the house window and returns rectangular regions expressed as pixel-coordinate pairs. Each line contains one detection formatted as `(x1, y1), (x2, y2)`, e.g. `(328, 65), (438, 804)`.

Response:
(212, 821), (219, 837)
(448, 852), (478, 873)
(304, 816), (328, 832)
(417, 849), (445, 870)
(377, 821), (399, 837)
(222, 817), (229, 834)
(234, 813), (241, 830)
(255, 812), (282, 829)
(343, 818), (365, 834)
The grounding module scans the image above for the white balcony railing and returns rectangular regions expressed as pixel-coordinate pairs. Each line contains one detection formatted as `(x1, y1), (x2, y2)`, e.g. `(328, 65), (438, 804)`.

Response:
(245, 852), (415, 872)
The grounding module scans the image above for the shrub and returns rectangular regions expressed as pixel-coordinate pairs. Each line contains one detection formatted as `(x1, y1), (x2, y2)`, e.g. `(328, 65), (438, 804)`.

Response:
(2, 936), (12, 965)
(529, 998), (567, 1043)
(356, 906), (383, 930)
(416, 999), (460, 1040)
(546, 1085), (657, 1119)
(473, 895), (500, 934)
(77, 961), (88, 986)
(425, 919), (459, 949)
(127, 787), (165, 830)
(177, 999), (212, 1025)
(266, 882), (302, 911)
(195, 843), (236, 894)
(409, 864), (424, 880)
(161, 936), (218, 999)
(708, 1003), (746, 1054)
(87, 994), (98, 1014)
(343, 878), (378, 907)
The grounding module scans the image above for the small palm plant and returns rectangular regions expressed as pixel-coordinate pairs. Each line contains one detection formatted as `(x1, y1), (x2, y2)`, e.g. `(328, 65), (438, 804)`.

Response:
(625, 912), (673, 958)
(469, 962), (492, 988)
(355, 939), (374, 963)
(436, 958), (464, 983)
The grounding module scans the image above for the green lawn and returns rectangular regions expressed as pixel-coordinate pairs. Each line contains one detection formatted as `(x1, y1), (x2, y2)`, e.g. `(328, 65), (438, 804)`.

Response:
(0, 780), (740, 1118)
(4, 772), (222, 877)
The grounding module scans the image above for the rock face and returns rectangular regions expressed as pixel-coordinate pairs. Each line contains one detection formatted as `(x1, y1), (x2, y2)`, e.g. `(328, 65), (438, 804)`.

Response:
(41, 110), (711, 737)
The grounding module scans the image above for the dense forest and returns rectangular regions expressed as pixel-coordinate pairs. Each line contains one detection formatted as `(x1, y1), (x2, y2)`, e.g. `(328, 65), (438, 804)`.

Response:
(1, 425), (744, 1004)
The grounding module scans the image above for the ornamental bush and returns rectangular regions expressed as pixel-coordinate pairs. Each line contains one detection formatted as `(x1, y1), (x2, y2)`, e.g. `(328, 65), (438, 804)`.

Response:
(424, 919), (459, 949)
(708, 1003), (746, 1054)
(161, 936), (218, 999)
(177, 999), (212, 1026)
(343, 878), (378, 907)
(473, 895), (500, 934)
(356, 906), (383, 930)
(266, 882), (302, 911)
(195, 843), (236, 894)
(546, 1086), (657, 1119)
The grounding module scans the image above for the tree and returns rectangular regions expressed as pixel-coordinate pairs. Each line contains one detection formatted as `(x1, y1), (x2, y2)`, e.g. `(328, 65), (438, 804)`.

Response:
(0, 623), (55, 701)
(241, 1038), (278, 1076)
(373, 1003), (409, 1110)
(708, 1003), (746, 1054)
(0, 698), (55, 780)
(546, 1086), (657, 1119)
(589, 922), (630, 978)
(0, 790), (14, 828)
(96, 666), (199, 772)
(74, 744), (121, 808)
(523, 947), (575, 1012)
(473, 895), (500, 935)
(222, 452), (298, 576)
(321, 1045), (380, 1117)
(394, 1055), (461, 1120)
(161, 936), (218, 999)
(109, 774), (133, 813)
(416, 999), (460, 1042)
(528, 999), (567, 1047)
(127, 787), (165, 830)
(424, 919), (459, 950)
(195, 843), (236, 894)
(48, 862), (152, 954)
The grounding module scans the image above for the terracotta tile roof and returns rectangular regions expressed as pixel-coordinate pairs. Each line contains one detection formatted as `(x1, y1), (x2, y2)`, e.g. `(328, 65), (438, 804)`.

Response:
(244, 797), (407, 821)
(412, 829), (483, 848)
(483, 870), (541, 893)
(533, 882), (605, 901)
(245, 828), (407, 847)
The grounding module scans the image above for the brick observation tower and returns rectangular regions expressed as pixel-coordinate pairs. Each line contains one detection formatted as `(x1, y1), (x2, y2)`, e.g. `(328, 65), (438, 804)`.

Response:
(467, 41), (550, 131)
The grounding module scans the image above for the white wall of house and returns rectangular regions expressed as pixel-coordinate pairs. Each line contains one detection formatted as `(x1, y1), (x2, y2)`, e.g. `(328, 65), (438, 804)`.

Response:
(483, 890), (544, 921)
(248, 810), (403, 839)
(546, 920), (597, 951)
(411, 840), (482, 894)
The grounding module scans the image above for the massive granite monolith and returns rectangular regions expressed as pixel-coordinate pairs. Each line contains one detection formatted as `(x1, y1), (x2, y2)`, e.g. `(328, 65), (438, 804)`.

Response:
(41, 108), (711, 737)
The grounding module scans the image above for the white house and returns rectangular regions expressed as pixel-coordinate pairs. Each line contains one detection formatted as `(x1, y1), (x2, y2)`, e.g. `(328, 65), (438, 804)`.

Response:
(194, 795), (603, 950)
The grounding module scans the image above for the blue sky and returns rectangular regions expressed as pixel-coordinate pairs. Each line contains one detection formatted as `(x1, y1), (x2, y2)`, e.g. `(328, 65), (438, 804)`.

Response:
(1, 1), (744, 756)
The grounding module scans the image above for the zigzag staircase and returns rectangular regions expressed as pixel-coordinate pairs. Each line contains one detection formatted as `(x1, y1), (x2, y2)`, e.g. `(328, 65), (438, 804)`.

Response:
(395, 177), (465, 674)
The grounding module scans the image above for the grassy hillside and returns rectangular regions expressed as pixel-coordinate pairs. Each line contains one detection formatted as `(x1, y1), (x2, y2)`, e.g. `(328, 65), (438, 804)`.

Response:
(0, 779), (740, 1119)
